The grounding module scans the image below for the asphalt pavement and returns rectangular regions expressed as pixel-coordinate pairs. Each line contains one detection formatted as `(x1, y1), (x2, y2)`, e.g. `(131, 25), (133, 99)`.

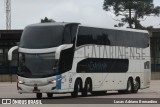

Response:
(0, 80), (159, 106)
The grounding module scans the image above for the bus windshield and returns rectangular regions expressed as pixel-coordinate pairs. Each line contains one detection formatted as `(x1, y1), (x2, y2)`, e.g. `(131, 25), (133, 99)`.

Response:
(19, 25), (64, 49)
(18, 53), (58, 78)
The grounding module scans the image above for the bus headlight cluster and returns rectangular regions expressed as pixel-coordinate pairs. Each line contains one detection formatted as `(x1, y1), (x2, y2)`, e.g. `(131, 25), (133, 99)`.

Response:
(18, 80), (24, 84)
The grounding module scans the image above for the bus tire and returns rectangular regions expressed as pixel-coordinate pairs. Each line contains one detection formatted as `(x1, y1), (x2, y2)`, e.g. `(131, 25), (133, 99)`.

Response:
(82, 78), (92, 97)
(36, 93), (42, 99)
(125, 79), (133, 94)
(71, 79), (81, 98)
(47, 93), (53, 98)
(133, 78), (140, 93)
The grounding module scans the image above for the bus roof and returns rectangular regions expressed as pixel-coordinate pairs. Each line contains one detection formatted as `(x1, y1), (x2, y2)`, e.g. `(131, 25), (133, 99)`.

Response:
(26, 22), (79, 28)
(79, 25), (148, 34)
(26, 22), (148, 34)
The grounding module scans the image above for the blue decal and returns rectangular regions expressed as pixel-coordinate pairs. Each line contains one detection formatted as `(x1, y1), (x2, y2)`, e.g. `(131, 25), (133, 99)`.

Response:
(56, 74), (62, 89)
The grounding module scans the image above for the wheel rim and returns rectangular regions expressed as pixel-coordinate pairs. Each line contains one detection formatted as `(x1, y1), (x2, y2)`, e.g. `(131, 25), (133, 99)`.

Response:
(77, 81), (80, 92)
(87, 84), (90, 91)
(87, 81), (90, 91)
(134, 81), (139, 90)
(128, 81), (132, 91)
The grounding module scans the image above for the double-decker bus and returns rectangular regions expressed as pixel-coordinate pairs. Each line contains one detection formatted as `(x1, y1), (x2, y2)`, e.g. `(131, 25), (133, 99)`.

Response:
(8, 22), (150, 98)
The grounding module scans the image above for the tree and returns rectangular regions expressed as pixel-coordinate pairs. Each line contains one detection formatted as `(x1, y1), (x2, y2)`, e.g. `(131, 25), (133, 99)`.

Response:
(41, 17), (56, 23)
(103, 0), (160, 29)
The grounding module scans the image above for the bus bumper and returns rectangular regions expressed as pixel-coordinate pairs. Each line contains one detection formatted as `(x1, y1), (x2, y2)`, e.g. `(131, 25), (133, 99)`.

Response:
(17, 83), (69, 93)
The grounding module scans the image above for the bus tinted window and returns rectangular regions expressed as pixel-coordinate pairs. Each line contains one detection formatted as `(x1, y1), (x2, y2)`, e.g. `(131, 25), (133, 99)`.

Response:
(63, 25), (78, 44)
(20, 25), (64, 49)
(77, 26), (149, 48)
(77, 27), (111, 46)
(63, 27), (71, 44)
(76, 27), (94, 46)
(92, 28), (110, 45)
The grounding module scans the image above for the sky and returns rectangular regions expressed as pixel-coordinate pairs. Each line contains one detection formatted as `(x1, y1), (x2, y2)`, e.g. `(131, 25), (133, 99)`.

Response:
(0, 0), (160, 29)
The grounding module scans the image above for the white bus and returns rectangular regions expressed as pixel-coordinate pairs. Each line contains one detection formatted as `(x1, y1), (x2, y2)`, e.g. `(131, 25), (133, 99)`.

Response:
(8, 22), (150, 98)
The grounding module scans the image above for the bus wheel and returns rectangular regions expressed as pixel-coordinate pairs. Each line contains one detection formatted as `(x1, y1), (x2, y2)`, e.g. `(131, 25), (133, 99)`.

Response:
(126, 79), (133, 94)
(133, 79), (140, 93)
(36, 93), (42, 99)
(71, 79), (81, 98)
(47, 93), (53, 98)
(82, 79), (92, 97)
(118, 79), (133, 94)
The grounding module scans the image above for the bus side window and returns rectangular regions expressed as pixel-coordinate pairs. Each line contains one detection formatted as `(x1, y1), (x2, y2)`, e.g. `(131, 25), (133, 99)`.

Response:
(77, 35), (93, 46)
(92, 28), (110, 45)
(77, 27), (110, 47)
(76, 27), (94, 47)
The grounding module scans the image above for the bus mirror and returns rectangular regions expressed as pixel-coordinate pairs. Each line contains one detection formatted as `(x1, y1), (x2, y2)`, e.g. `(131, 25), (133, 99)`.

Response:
(8, 46), (18, 61)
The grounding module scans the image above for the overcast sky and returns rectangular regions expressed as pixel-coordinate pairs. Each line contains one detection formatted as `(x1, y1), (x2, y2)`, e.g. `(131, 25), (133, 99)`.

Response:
(0, 0), (160, 29)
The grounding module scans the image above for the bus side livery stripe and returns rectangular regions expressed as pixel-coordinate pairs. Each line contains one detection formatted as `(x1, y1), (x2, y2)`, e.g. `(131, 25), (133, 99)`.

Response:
(56, 74), (62, 89)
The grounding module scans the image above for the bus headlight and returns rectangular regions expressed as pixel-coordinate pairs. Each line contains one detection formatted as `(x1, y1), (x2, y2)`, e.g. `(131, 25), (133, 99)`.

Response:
(18, 80), (24, 84)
